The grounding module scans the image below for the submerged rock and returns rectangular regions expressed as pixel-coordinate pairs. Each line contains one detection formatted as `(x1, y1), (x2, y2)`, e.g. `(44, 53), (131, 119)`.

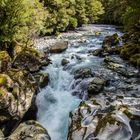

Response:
(8, 120), (51, 140)
(49, 41), (68, 53)
(0, 51), (11, 73)
(61, 58), (70, 66)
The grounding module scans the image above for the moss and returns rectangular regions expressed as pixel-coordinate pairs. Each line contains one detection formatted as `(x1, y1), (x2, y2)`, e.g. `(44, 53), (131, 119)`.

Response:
(92, 100), (99, 105)
(118, 105), (132, 118)
(115, 46), (122, 54)
(137, 58), (140, 66)
(24, 47), (42, 58)
(13, 45), (23, 56)
(95, 113), (116, 136)
(130, 54), (140, 66)
(123, 109), (132, 118)
(0, 74), (10, 86)
(119, 41), (140, 67)
(0, 51), (10, 60)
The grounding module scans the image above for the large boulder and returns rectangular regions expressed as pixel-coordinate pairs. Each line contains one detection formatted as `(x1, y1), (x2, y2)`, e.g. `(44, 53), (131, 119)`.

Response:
(0, 51), (11, 72)
(49, 41), (68, 53)
(102, 33), (120, 50)
(87, 76), (107, 95)
(8, 120), (51, 140)
(68, 100), (133, 140)
(0, 71), (35, 135)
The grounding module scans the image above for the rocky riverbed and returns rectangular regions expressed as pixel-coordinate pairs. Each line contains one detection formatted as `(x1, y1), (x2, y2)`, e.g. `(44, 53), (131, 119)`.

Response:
(35, 25), (140, 140)
(0, 24), (139, 140)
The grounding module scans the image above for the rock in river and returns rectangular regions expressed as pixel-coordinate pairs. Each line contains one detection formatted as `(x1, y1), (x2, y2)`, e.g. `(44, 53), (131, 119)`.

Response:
(102, 33), (120, 50)
(74, 68), (94, 79)
(61, 58), (70, 66)
(49, 41), (68, 53)
(87, 76), (107, 95)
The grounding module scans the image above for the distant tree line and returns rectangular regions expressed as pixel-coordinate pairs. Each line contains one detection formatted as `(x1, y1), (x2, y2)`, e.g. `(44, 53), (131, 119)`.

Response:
(0, 0), (139, 50)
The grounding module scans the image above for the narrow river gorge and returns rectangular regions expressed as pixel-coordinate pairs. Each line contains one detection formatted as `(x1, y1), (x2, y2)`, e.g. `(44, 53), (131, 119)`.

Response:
(35, 25), (140, 140)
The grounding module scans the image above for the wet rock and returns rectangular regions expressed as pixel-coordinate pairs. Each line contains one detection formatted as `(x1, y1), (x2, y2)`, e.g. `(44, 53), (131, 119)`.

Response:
(90, 49), (103, 57)
(102, 33), (120, 50)
(74, 68), (94, 79)
(104, 56), (139, 77)
(68, 100), (133, 140)
(88, 76), (107, 95)
(61, 58), (70, 66)
(8, 120), (51, 140)
(49, 41), (68, 53)
(22, 96), (38, 121)
(0, 51), (11, 73)
(33, 72), (49, 89)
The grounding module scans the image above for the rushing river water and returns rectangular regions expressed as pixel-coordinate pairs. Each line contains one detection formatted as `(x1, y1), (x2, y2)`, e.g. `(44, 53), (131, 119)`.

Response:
(36, 25), (140, 140)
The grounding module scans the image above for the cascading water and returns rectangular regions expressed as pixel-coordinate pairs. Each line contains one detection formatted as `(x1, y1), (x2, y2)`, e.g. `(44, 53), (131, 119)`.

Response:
(36, 55), (80, 140)
(36, 25), (139, 140)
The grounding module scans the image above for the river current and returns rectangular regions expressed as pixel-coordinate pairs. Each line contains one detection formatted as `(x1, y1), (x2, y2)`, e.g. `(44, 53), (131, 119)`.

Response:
(36, 25), (140, 140)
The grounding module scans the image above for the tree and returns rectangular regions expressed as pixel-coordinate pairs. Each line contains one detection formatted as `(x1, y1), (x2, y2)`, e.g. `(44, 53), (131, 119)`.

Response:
(0, 0), (46, 49)
(86, 0), (104, 23)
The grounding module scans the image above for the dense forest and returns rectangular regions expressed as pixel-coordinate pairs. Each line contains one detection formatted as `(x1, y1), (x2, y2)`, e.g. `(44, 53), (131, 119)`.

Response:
(0, 0), (140, 139)
(0, 0), (140, 65)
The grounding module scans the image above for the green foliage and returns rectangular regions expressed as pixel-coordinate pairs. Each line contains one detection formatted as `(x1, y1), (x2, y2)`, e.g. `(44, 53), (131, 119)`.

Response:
(101, 0), (140, 30)
(0, 0), (46, 49)
(41, 0), (104, 34)
(86, 0), (104, 23)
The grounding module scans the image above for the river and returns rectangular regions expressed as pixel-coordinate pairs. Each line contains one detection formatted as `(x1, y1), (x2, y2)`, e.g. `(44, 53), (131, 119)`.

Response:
(36, 25), (140, 140)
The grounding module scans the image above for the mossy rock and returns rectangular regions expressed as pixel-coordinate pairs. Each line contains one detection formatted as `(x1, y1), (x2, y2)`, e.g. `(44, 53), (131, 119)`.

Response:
(130, 54), (140, 66)
(24, 47), (43, 58)
(115, 46), (122, 54)
(120, 43), (140, 59)
(13, 52), (41, 72)
(0, 74), (13, 88)
(95, 113), (116, 136)
(102, 33), (120, 50)
(13, 45), (23, 58)
(0, 51), (11, 72)
(0, 51), (10, 60)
